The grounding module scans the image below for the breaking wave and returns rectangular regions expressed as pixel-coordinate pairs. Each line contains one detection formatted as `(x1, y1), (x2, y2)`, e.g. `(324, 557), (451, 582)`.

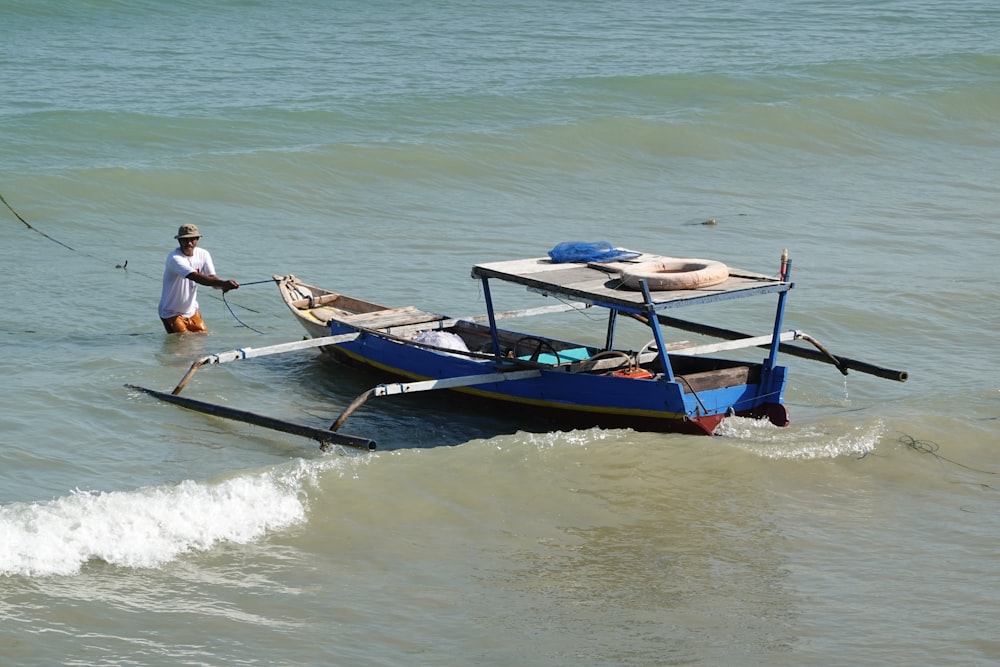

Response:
(0, 457), (361, 578)
(716, 416), (887, 460)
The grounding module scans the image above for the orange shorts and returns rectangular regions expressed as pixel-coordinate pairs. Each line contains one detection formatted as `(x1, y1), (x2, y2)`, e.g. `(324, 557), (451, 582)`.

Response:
(161, 310), (207, 334)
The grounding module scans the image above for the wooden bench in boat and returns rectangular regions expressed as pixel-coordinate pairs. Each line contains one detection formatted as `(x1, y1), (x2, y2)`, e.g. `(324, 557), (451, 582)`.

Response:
(338, 306), (447, 330)
(675, 365), (758, 393)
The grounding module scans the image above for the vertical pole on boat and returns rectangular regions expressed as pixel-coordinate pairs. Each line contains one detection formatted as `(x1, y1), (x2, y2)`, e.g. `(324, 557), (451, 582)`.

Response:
(479, 276), (504, 360)
(605, 310), (619, 350)
(765, 249), (792, 373)
(639, 280), (675, 380)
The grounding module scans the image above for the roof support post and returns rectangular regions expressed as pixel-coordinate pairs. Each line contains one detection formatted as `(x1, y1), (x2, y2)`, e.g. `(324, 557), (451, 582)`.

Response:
(639, 280), (675, 380)
(479, 276), (504, 361)
(765, 258), (792, 373)
(604, 309), (619, 350)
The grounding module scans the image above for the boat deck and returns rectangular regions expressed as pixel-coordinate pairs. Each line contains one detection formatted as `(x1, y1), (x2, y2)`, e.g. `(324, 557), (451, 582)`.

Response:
(471, 253), (791, 313)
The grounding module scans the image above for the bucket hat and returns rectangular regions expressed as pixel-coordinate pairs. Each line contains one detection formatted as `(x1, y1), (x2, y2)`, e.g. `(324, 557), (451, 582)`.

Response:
(175, 224), (201, 239)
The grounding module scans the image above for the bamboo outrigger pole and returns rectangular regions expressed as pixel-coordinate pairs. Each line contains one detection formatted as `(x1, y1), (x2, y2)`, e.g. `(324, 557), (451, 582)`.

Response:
(126, 384), (376, 451)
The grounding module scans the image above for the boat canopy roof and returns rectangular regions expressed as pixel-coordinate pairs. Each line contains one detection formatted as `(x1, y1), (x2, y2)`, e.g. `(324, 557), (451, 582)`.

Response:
(470, 253), (791, 315)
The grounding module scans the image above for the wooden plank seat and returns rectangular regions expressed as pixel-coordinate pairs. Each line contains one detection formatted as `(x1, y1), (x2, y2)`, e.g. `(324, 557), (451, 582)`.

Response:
(338, 306), (447, 330)
(675, 365), (758, 393)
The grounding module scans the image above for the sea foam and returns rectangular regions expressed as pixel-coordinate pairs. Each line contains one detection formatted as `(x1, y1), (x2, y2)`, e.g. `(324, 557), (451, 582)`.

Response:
(0, 460), (334, 578)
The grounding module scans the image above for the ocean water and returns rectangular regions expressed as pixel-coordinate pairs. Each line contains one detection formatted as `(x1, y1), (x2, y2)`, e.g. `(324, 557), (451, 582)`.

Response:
(2, 0), (998, 664)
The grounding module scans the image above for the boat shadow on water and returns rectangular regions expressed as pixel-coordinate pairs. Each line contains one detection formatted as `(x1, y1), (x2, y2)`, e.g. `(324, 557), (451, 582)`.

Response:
(300, 356), (583, 451)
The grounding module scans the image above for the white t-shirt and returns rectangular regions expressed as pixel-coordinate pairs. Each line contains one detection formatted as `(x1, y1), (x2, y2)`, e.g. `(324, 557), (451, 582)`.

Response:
(158, 247), (217, 319)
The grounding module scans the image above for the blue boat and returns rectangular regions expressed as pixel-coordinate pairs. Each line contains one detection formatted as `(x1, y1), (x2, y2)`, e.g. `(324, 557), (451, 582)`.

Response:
(132, 247), (906, 449)
(269, 248), (904, 439)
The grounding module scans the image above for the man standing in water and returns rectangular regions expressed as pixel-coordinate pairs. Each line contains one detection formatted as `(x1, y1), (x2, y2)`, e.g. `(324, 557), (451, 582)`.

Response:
(158, 224), (239, 333)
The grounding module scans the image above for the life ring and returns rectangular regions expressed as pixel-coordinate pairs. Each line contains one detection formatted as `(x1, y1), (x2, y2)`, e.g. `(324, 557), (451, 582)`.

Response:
(619, 257), (729, 291)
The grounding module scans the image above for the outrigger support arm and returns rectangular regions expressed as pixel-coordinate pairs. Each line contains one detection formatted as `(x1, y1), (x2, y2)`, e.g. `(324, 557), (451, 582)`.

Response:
(652, 314), (907, 382)
(329, 369), (542, 432)
(171, 333), (362, 394)
(678, 330), (802, 356)
(128, 332), (376, 453)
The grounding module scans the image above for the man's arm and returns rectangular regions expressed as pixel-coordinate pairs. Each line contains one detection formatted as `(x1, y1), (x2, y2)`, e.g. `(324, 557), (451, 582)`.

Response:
(186, 272), (239, 293)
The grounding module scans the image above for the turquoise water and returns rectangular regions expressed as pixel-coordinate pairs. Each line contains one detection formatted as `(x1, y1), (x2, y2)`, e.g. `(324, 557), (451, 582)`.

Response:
(2, 1), (999, 664)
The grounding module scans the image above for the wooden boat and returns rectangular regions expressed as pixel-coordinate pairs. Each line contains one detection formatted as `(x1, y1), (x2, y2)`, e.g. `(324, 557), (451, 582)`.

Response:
(131, 247), (906, 450)
(269, 249), (906, 438)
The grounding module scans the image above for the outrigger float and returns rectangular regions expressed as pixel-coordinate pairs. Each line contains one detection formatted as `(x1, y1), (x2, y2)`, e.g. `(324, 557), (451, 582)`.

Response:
(128, 247), (907, 450)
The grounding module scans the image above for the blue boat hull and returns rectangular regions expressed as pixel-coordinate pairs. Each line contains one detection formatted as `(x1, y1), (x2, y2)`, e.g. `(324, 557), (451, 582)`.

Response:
(326, 322), (788, 435)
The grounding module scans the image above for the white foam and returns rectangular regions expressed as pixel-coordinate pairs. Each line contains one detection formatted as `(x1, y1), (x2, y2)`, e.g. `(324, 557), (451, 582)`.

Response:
(0, 459), (347, 577)
(717, 416), (886, 460)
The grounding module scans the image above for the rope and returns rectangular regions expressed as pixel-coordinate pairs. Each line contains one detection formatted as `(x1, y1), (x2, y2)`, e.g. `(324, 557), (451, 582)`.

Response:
(1, 191), (77, 251)
(3, 191), (282, 331)
(897, 433), (998, 476)
(223, 292), (266, 334)
(3, 190), (155, 281)
(223, 278), (277, 334)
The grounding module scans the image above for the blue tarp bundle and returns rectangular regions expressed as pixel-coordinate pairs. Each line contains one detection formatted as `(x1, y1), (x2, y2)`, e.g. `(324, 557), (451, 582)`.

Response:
(547, 241), (640, 264)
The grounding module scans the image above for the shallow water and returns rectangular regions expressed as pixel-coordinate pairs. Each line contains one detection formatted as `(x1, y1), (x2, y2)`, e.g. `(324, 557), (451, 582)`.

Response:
(2, 1), (999, 665)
